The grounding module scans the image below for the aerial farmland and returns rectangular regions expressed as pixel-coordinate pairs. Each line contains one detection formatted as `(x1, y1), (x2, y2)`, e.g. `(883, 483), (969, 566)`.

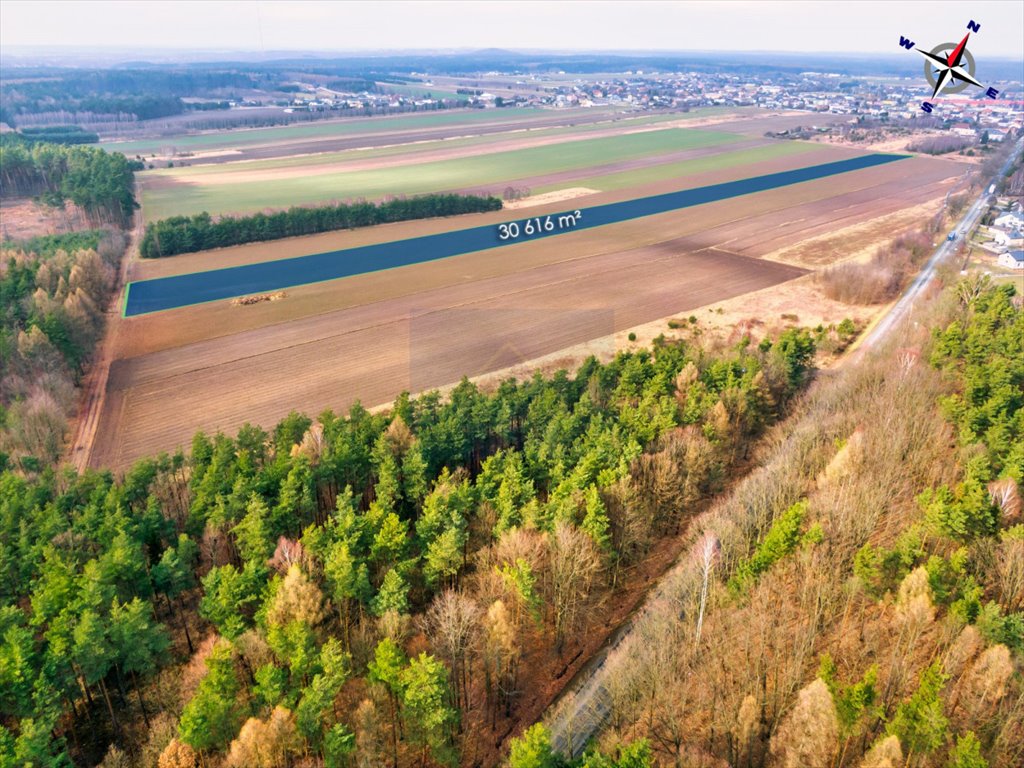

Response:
(85, 106), (969, 469)
(5, 5), (1023, 767)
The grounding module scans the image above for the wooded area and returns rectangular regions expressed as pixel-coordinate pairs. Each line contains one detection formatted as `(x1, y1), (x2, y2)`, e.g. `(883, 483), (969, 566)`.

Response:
(544, 279), (1022, 768)
(0, 70), (256, 126)
(0, 229), (125, 470)
(138, 194), (504, 258)
(0, 137), (138, 227)
(0, 318), (818, 767)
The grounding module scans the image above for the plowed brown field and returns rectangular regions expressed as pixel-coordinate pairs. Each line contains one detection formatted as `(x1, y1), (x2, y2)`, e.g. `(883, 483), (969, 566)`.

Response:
(88, 114), (968, 470)
(92, 242), (805, 469)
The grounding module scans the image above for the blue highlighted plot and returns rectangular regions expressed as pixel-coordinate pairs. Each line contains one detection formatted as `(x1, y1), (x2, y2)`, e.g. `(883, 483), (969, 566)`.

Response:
(124, 153), (907, 317)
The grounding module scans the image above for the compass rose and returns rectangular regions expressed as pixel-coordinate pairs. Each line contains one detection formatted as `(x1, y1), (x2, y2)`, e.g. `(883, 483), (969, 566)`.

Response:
(918, 33), (982, 98)
(897, 19), (1001, 113)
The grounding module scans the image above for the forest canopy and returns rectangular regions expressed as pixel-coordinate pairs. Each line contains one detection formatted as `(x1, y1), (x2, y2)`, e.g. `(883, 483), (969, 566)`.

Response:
(0, 323), (818, 767)
(0, 136), (138, 227)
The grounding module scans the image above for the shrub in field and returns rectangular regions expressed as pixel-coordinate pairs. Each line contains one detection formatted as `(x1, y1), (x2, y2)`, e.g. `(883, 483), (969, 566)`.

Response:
(819, 228), (934, 304)
(907, 135), (973, 155)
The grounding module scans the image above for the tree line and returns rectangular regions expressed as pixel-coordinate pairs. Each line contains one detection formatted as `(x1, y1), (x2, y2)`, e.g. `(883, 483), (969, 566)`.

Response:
(18, 126), (100, 146)
(139, 194), (503, 258)
(0, 136), (138, 227)
(1, 69), (256, 124)
(0, 321), (818, 767)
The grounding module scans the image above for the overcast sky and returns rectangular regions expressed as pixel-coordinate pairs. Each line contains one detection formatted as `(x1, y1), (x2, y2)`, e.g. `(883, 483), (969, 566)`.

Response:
(2, 0), (1023, 58)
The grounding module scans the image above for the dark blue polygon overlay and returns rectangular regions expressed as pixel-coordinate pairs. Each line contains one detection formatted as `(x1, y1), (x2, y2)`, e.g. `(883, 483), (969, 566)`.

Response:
(125, 153), (906, 316)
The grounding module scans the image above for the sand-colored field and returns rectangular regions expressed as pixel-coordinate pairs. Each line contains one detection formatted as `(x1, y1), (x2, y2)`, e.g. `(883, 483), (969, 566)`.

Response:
(504, 188), (600, 209)
(0, 198), (92, 241)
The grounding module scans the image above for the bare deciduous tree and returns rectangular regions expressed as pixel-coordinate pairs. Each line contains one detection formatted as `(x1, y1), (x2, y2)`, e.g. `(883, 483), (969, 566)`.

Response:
(693, 531), (719, 648)
(225, 706), (302, 768)
(482, 600), (520, 724)
(420, 590), (480, 716)
(157, 738), (197, 768)
(989, 478), (1021, 523)
(953, 643), (1014, 725)
(547, 522), (601, 655)
(858, 734), (903, 768)
(995, 537), (1024, 612)
(266, 564), (328, 628)
(354, 698), (386, 768)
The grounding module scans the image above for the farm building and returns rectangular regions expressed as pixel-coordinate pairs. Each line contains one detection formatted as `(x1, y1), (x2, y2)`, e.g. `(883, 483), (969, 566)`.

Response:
(997, 250), (1024, 270)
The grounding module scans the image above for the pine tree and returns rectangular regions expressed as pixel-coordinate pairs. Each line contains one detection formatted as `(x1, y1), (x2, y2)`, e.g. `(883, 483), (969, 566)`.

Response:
(507, 723), (561, 768)
(233, 494), (275, 564)
(368, 638), (407, 768)
(179, 641), (241, 753)
(371, 568), (410, 617)
(946, 732), (988, 768)
(401, 653), (457, 766)
(886, 661), (949, 758)
(581, 485), (613, 553)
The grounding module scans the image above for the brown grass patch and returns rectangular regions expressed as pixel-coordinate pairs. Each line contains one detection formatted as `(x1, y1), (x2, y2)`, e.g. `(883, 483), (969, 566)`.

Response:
(0, 197), (92, 240)
(818, 229), (936, 304)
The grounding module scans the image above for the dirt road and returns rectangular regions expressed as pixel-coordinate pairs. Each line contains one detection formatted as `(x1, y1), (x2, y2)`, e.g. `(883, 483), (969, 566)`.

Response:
(65, 203), (143, 472)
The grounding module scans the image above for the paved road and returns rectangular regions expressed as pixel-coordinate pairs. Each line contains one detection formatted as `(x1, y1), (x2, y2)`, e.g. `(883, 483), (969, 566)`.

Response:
(125, 153), (905, 316)
(543, 134), (1023, 758)
(856, 135), (1024, 354)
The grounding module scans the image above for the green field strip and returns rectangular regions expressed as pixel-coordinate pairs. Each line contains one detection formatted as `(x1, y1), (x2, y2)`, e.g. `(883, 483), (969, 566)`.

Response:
(376, 82), (471, 101)
(155, 111), (719, 176)
(102, 107), (565, 154)
(140, 127), (746, 220)
(103, 105), (732, 156)
(536, 141), (825, 194)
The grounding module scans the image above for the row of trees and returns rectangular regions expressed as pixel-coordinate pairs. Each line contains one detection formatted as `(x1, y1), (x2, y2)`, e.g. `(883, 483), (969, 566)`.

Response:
(0, 137), (138, 227)
(138, 193), (501, 260)
(0, 324), (818, 767)
(1, 68), (256, 124)
(139, 193), (503, 258)
(558, 279), (1022, 767)
(18, 126), (101, 146)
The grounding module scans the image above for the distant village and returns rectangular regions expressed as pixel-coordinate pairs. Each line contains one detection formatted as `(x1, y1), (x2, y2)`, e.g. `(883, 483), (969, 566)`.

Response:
(271, 68), (1023, 143)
